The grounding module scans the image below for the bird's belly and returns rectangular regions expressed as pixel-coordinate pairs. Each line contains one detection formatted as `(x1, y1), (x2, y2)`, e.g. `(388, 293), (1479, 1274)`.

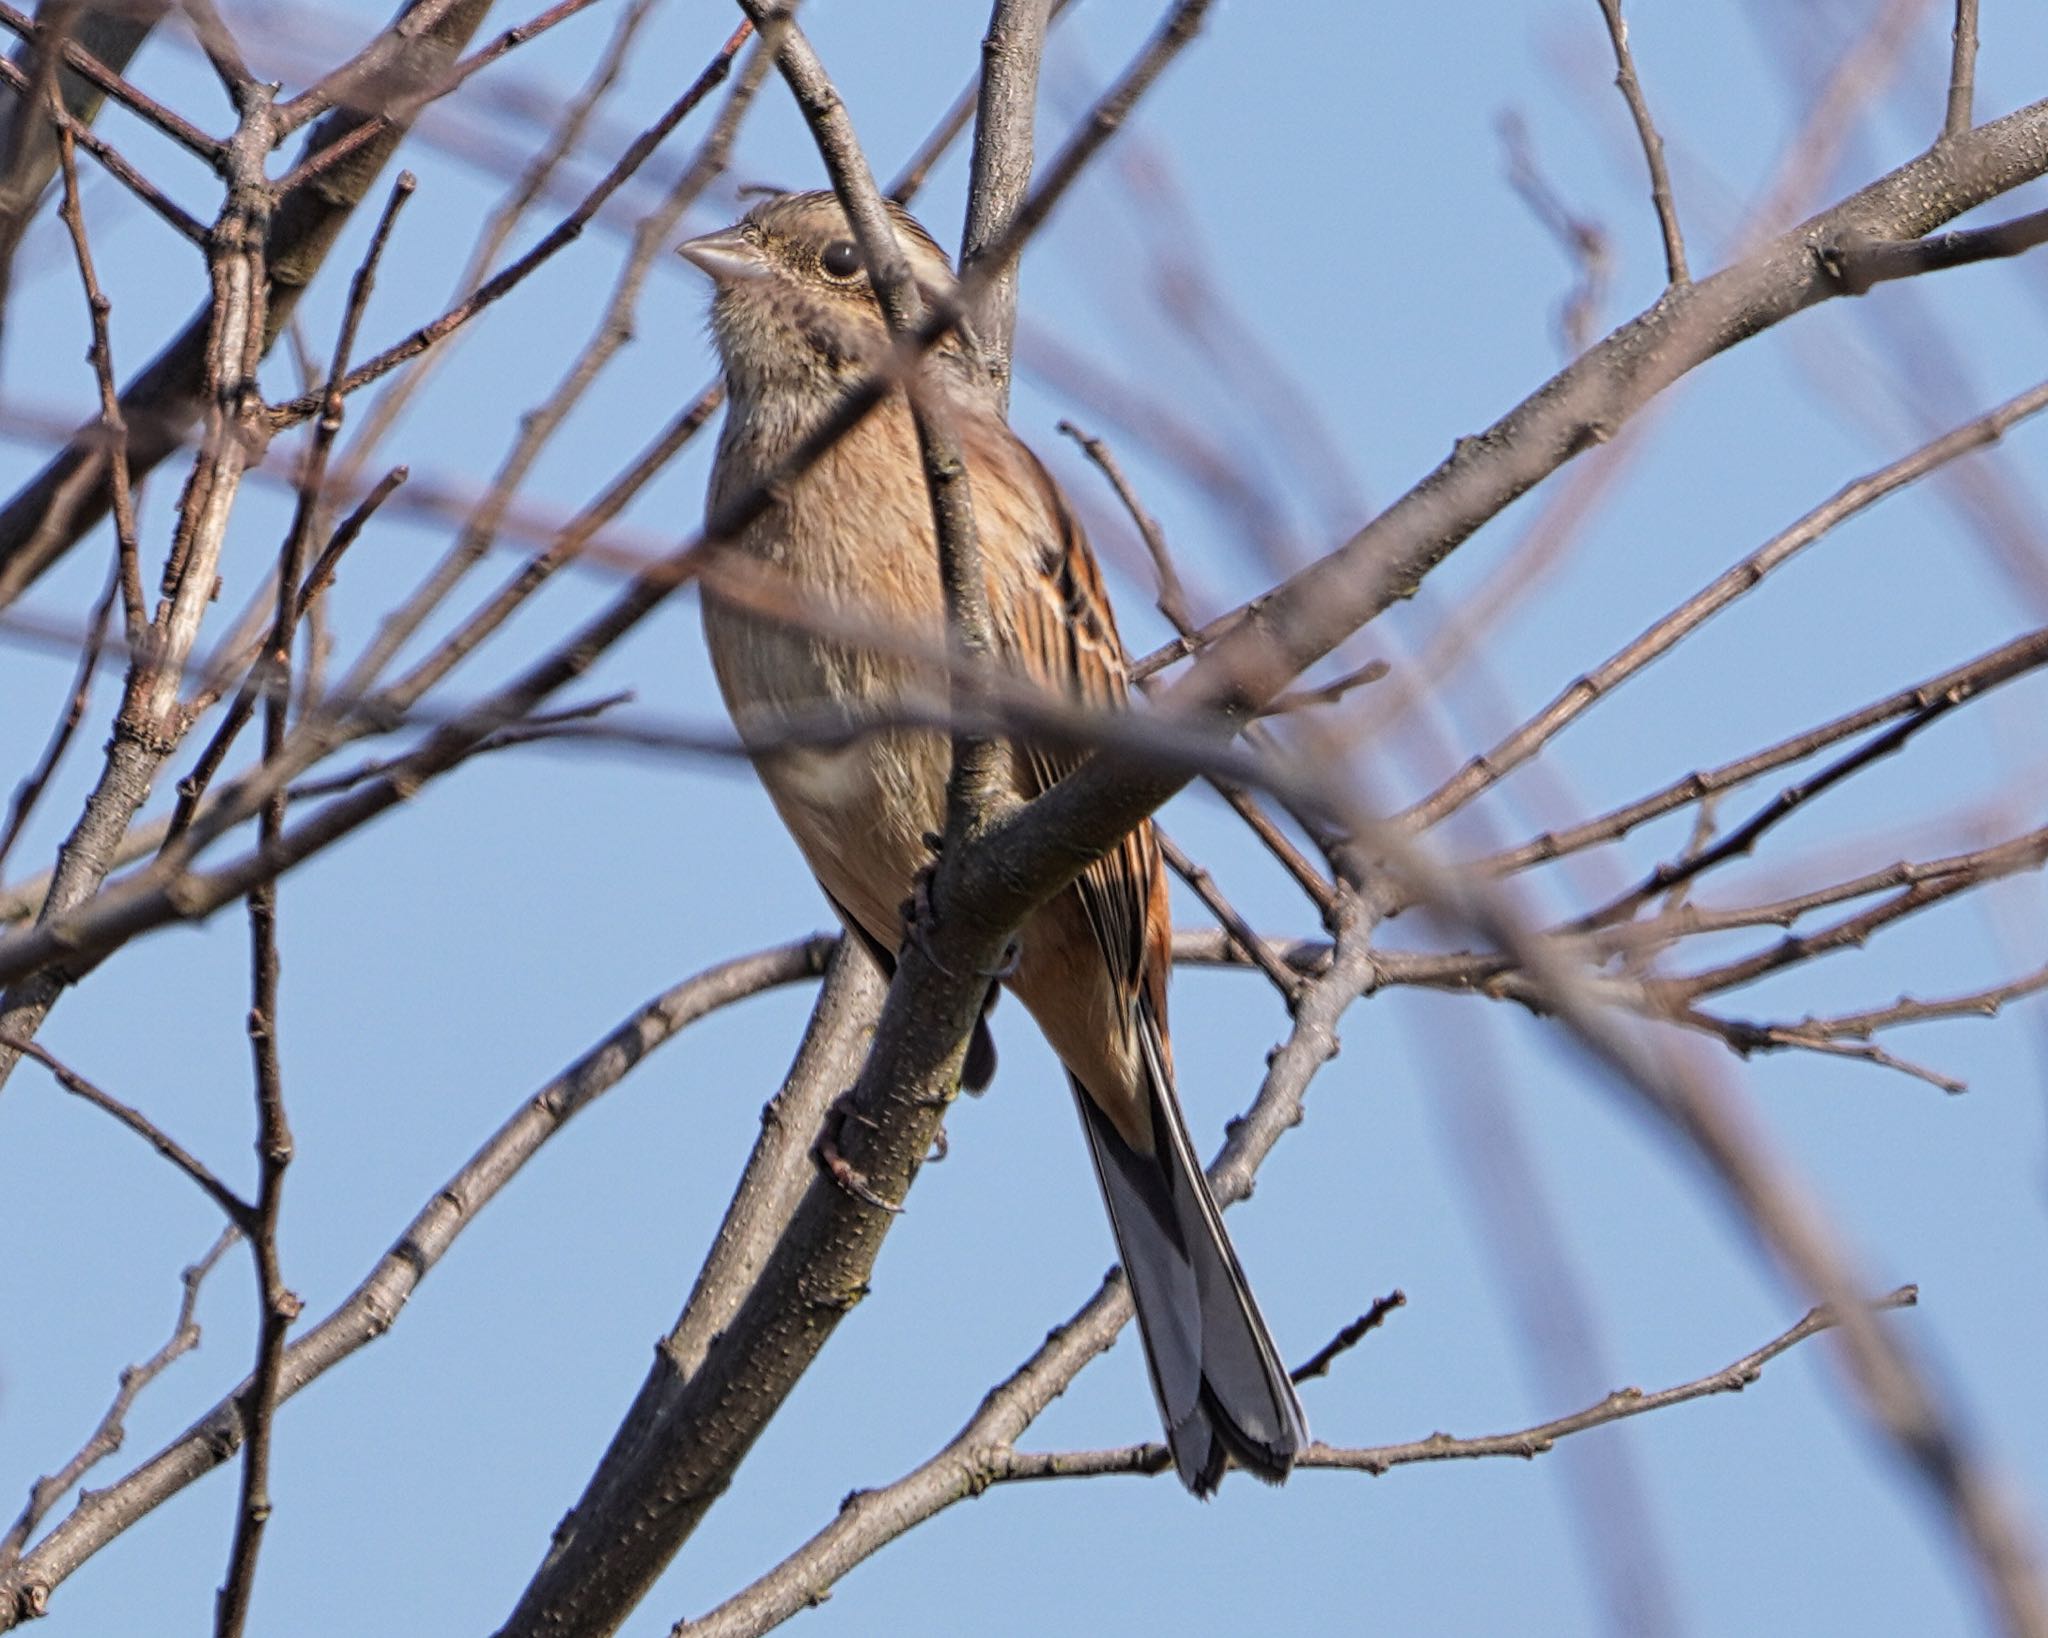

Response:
(758, 727), (946, 952)
(705, 601), (948, 951)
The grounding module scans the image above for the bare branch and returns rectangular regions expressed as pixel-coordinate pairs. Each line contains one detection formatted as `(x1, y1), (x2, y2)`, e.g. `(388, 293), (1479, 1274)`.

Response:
(1945, 0), (1980, 140)
(1157, 827), (1302, 1003)
(1684, 1009), (1970, 1095)
(50, 122), (141, 636)
(0, 0), (210, 160)
(1660, 828), (2048, 1005)
(1343, 805), (2048, 1637)
(1576, 684), (2005, 933)
(0, 76), (280, 1099)
(1592, 0), (1686, 282)
(270, 19), (753, 432)
(1289, 1290), (1406, 1385)
(0, 0), (496, 609)
(0, 48), (203, 241)
(1823, 206), (2048, 294)
(0, 940), (837, 1627)
(1483, 624), (2048, 878)
(340, 21), (766, 709)
(268, 0), (613, 198)
(0, 1225), (236, 1569)
(1015, 1287), (1922, 1481)
(942, 95), (2048, 992)
(960, 0), (1053, 399)
(1405, 373), (2048, 838)
(0, 1032), (252, 1227)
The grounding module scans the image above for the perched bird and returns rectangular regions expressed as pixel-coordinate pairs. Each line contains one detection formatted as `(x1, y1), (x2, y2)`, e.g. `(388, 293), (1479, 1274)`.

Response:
(680, 191), (1306, 1494)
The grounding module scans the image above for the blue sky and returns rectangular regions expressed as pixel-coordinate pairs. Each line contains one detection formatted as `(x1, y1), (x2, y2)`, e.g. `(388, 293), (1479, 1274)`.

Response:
(2, 2), (2047, 1634)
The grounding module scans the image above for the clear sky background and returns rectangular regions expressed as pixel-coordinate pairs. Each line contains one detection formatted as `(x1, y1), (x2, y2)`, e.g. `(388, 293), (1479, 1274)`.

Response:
(2, 2), (2047, 1634)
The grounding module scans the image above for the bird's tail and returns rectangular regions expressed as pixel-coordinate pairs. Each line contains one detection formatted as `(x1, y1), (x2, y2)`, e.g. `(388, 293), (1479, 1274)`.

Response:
(1071, 1007), (1307, 1495)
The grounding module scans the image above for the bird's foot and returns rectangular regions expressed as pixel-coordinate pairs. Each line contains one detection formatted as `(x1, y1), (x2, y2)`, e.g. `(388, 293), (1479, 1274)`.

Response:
(899, 831), (951, 976)
(814, 1089), (903, 1215)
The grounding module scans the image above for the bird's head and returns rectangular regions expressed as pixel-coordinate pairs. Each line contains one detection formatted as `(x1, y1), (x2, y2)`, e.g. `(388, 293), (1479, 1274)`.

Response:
(678, 190), (968, 402)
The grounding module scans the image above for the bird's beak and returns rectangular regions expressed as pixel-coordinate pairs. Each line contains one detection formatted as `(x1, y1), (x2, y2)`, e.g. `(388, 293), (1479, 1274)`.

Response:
(676, 226), (769, 283)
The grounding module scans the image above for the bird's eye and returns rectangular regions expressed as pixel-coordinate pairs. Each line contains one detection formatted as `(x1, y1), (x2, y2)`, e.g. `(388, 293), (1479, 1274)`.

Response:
(819, 238), (862, 280)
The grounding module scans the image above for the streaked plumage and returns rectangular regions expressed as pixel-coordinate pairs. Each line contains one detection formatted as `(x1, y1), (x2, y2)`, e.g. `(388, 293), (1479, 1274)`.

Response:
(681, 191), (1306, 1494)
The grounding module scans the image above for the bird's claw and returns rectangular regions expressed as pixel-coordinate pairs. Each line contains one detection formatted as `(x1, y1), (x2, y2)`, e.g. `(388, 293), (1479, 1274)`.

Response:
(899, 859), (951, 976)
(814, 1089), (903, 1214)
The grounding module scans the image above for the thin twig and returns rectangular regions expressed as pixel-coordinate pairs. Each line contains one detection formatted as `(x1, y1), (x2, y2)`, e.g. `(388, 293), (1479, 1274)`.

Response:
(350, 23), (775, 717)
(1593, 0), (1686, 282)
(51, 126), (144, 639)
(1157, 828), (1302, 1003)
(1015, 1287), (1921, 1480)
(1684, 1010), (1968, 1094)
(1686, 958), (2048, 1096)
(317, 0), (664, 557)
(282, 692), (635, 799)
(161, 467), (409, 849)
(1408, 377), (2048, 841)
(0, 1225), (237, 1569)
(1289, 1290), (1406, 1385)
(1261, 660), (1389, 716)
(0, 559), (114, 879)
(268, 0), (613, 198)
(1483, 624), (2048, 879)
(1657, 831), (2048, 1004)
(0, 51), (204, 242)
(164, 177), (417, 849)
(1788, 961), (2048, 1041)
(0, 0), (222, 160)
(1575, 682), (1987, 933)
(1593, 827), (2048, 956)
(269, 19), (753, 430)
(0, 1033), (252, 1226)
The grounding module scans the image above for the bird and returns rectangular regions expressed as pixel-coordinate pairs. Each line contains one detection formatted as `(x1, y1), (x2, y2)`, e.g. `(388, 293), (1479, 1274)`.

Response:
(679, 190), (1306, 1495)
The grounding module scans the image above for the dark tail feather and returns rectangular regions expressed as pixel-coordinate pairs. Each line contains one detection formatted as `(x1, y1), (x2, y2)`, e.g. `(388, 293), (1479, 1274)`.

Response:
(1071, 1014), (1306, 1496)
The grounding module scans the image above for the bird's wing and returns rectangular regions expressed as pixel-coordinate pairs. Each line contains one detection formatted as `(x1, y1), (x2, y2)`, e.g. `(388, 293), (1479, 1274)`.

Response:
(988, 437), (1173, 1054)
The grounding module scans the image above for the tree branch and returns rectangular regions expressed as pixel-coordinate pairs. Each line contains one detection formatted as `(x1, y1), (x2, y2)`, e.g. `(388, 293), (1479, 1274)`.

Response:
(0, 939), (836, 1628)
(1592, 0), (1686, 283)
(959, 0), (1051, 400)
